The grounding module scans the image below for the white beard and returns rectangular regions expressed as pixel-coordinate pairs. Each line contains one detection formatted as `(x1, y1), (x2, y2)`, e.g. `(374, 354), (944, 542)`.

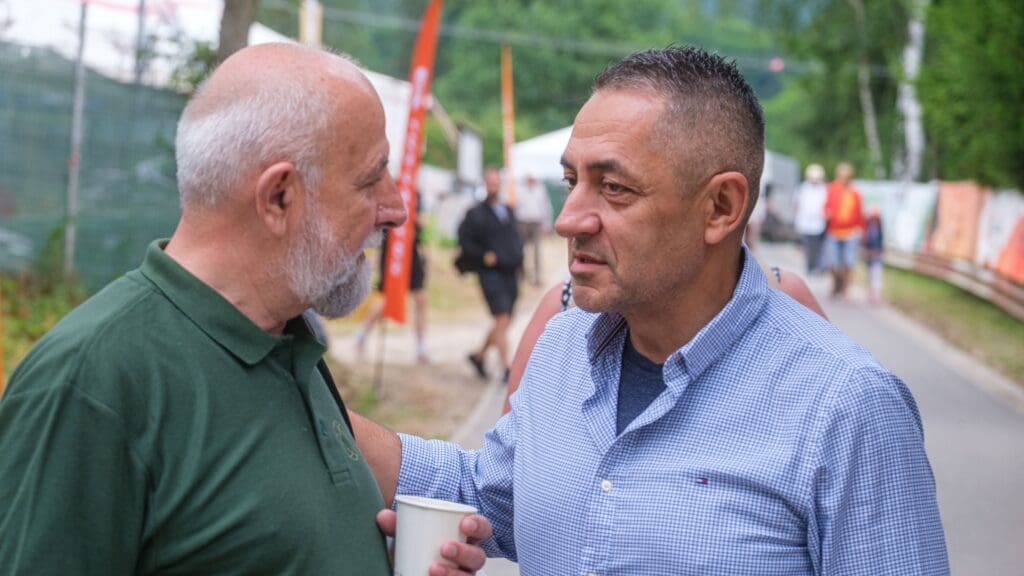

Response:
(286, 207), (381, 319)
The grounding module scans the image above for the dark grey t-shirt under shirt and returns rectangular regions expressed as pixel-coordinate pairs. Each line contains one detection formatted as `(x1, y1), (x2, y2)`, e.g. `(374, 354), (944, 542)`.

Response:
(616, 334), (667, 435)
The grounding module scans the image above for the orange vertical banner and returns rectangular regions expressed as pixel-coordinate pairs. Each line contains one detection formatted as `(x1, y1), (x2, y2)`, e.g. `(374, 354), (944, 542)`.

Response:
(382, 0), (443, 323)
(500, 43), (516, 207)
(930, 181), (985, 261)
(996, 217), (1024, 284)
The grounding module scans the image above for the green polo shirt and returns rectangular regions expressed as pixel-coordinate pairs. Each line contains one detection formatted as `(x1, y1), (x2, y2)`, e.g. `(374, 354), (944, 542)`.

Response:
(0, 241), (390, 575)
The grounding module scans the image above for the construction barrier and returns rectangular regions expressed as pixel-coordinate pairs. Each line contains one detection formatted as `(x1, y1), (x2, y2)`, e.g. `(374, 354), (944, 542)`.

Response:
(857, 180), (1024, 320)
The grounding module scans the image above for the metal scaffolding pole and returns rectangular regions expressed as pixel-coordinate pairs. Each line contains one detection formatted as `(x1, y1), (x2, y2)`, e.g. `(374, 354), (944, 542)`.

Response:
(65, 0), (88, 278)
(133, 0), (147, 85)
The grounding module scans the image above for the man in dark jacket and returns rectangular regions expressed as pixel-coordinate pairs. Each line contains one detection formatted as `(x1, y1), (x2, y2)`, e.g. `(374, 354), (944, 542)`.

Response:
(459, 167), (524, 383)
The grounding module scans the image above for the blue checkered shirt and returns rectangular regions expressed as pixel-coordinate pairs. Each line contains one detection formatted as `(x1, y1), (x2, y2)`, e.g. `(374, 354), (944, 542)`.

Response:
(398, 250), (948, 575)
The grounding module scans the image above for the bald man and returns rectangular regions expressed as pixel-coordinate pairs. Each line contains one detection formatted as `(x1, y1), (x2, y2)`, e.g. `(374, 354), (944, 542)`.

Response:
(0, 44), (488, 576)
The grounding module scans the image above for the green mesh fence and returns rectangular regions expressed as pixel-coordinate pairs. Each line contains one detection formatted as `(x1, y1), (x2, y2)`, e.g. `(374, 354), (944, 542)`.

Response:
(0, 42), (185, 291)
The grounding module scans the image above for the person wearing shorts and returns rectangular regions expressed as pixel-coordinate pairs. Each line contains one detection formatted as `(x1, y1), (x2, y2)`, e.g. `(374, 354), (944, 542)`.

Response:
(458, 168), (524, 382)
(823, 162), (865, 298)
(478, 267), (518, 316)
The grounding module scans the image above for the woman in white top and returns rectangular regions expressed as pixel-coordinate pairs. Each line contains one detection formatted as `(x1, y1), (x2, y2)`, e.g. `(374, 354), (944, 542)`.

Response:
(794, 163), (828, 274)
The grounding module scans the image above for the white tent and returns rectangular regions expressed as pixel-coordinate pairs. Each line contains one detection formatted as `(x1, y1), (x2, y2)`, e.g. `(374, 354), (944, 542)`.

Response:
(512, 124), (801, 202)
(510, 124), (806, 236)
(511, 126), (572, 182)
(1, 0), (424, 176)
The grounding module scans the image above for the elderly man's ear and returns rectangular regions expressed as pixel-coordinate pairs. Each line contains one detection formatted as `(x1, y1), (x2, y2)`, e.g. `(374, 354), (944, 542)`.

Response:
(254, 162), (303, 237)
(701, 171), (749, 246)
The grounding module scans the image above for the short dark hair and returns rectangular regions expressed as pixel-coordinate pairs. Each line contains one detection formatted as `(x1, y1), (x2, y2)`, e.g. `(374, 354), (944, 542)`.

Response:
(594, 46), (765, 218)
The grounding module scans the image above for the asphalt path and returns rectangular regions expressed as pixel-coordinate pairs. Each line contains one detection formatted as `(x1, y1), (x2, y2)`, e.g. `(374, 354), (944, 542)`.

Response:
(770, 244), (1024, 576)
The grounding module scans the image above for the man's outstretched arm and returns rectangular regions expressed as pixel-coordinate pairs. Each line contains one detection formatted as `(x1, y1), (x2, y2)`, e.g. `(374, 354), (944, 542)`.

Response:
(352, 411), (494, 576)
(349, 410), (402, 507)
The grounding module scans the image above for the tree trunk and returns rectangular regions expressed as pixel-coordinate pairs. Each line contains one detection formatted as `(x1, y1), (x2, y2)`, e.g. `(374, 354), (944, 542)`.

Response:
(898, 0), (928, 181)
(216, 0), (260, 66)
(848, 0), (886, 179)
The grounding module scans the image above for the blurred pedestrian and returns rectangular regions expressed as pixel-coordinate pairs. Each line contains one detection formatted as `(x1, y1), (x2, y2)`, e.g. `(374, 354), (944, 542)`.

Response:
(794, 163), (828, 274)
(457, 167), (524, 382)
(864, 206), (885, 305)
(515, 174), (553, 286)
(744, 185), (767, 252)
(355, 213), (430, 363)
(823, 162), (865, 298)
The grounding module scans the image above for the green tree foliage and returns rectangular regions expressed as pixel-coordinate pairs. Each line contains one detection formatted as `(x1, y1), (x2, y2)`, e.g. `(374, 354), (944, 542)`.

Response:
(260, 0), (778, 167)
(168, 40), (217, 93)
(758, 0), (909, 179)
(434, 0), (779, 165)
(917, 0), (1024, 189)
(254, 0), (1019, 187)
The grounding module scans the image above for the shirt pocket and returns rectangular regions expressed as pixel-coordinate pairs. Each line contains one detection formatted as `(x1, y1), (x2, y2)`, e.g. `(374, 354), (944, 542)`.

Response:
(673, 468), (808, 565)
(612, 466), (807, 573)
(313, 416), (361, 486)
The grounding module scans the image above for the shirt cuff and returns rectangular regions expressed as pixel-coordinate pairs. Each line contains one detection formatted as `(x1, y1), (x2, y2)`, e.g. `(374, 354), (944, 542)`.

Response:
(396, 432), (463, 505)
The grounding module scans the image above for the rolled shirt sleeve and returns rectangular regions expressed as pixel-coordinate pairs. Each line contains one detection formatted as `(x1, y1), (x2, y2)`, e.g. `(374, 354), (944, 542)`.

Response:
(397, 405), (518, 560)
(809, 367), (949, 575)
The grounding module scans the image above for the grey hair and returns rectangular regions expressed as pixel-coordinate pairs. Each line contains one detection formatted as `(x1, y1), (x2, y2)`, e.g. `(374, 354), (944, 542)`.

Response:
(174, 52), (354, 208)
(594, 46), (765, 220)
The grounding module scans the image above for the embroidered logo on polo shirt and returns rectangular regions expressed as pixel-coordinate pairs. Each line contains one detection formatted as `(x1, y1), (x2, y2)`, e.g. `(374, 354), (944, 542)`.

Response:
(332, 419), (361, 461)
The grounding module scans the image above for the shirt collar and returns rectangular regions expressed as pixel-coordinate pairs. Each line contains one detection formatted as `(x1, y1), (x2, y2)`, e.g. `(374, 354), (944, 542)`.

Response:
(586, 246), (768, 380)
(139, 240), (324, 366)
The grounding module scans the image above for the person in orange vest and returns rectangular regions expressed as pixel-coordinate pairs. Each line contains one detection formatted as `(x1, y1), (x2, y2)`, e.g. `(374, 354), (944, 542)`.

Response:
(823, 162), (866, 298)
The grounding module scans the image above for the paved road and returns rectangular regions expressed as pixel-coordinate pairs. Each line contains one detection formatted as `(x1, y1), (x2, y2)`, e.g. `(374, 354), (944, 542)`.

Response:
(456, 242), (1024, 576)
(768, 243), (1024, 576)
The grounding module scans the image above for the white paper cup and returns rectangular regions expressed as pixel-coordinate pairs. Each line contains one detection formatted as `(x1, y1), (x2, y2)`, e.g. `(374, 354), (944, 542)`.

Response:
(393, 495), (478, 576)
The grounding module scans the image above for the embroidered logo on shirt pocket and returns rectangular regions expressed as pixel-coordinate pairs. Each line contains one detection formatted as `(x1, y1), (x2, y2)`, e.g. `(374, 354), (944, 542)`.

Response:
(332, 420), (361, 461)
(317, 418), (359, 486)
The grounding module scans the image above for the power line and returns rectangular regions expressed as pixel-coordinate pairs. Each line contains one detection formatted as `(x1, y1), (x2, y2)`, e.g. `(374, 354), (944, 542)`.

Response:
(260, 0), (795, 70)
(257, 2), (904, 78)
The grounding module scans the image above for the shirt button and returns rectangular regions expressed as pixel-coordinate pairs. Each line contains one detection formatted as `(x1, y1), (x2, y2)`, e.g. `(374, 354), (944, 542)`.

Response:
(600, 479), (613, 492)
(588, 572), (599, 576)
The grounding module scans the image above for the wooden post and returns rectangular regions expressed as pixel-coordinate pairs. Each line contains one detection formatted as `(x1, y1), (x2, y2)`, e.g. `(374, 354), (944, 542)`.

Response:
(500, 43), (517, 206)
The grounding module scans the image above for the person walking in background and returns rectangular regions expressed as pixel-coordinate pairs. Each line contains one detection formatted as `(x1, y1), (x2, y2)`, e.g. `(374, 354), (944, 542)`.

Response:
(744, 183), (767, 252)
(458, 167), (524, 382)
(824, 161), (865, 298)
(355, 211), (430, 364)
(515, 174), (553, 286)
(794, 163), (828, 274)
(864, 206), (885, 305)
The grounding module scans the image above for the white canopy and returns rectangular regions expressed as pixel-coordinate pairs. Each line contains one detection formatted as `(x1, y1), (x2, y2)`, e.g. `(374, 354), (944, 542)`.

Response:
(511, 126), (572, 182)
(511, 125), (800, 202)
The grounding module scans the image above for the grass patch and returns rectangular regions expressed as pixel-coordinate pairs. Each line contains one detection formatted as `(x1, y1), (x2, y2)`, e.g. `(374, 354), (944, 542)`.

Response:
(420, 244), (487, 321)
(884, 266), (1024, 385)
(2, 273), (86, 381)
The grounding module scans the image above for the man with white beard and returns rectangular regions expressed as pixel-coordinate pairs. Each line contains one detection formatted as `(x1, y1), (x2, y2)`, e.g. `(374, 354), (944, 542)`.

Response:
(0, 44), (489, 576)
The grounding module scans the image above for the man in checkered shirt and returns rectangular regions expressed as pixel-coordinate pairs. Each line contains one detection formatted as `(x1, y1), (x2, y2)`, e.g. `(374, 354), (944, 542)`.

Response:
(356, 47), (949, 575)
